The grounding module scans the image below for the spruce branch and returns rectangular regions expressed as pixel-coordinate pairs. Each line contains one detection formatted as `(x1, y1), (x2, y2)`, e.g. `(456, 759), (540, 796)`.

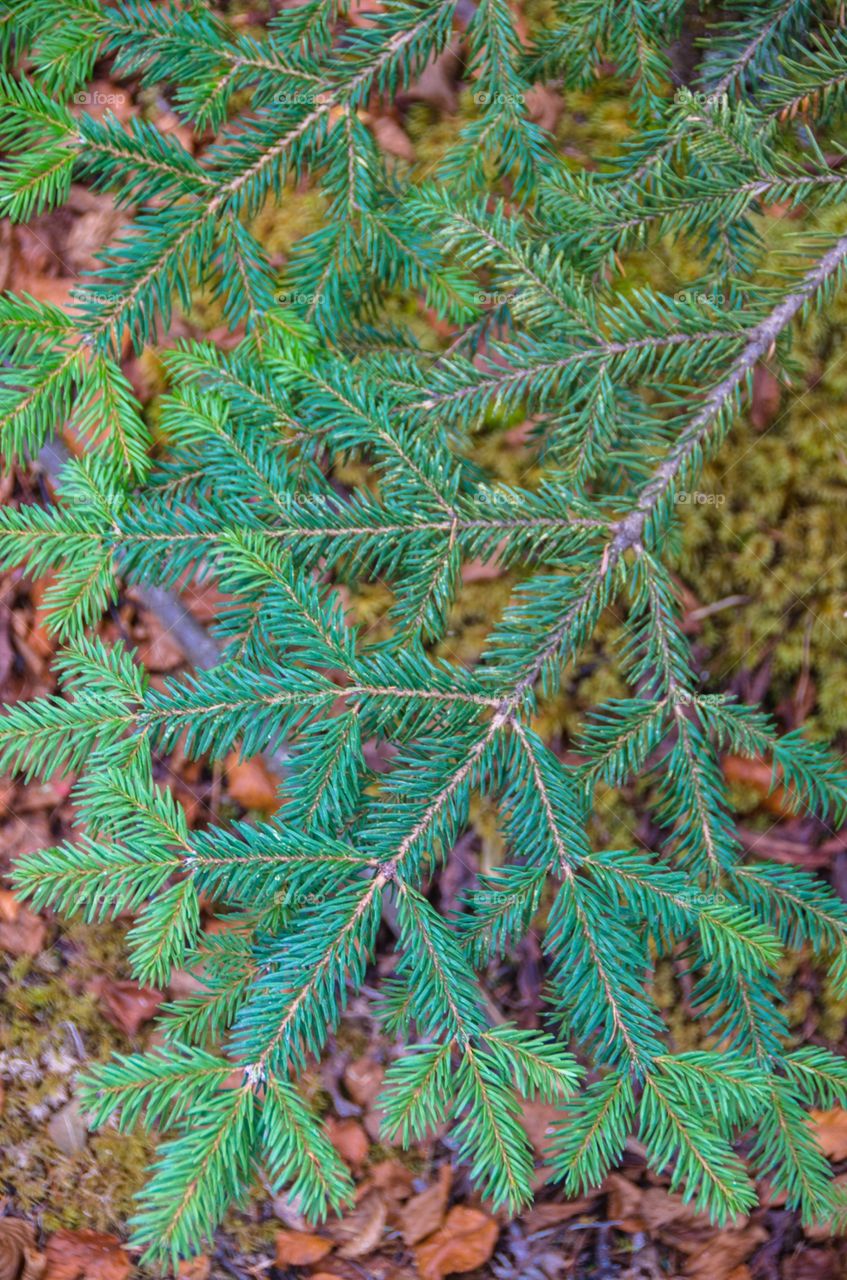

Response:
(611, 230), (847, 557)
(2, 0), (847, 1257)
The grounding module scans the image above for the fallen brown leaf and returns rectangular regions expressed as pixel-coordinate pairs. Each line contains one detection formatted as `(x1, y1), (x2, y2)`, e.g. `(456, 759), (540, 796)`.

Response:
(605, 1174), (715, 1235)
(62, 190), (126, 280)
(343, 1056), (385, 1109)
(782, 1250), (841, 1280)
(810, 1107), (847, 1160)
(8, 782), (68, 815)
(522, 1197), (597, 1233)
(683, 1225), (767, 1280)
(167, 966), (208, 1001)
(756, 1176), (789, 1210)
(93, 978), (164, 1037)
(0, 903), (46, 957)
(274, 1231), (332, 1266)
(399, 41), (462, 113)
(369, 115), (416, 161)
(224, 753), (280, 814)
(400, 1163), (452, 1246)
(43, 1231), (129, 1280)
(722, 754), (794, 817)
(414, 1206), (499, 1280)
(0, 888), (19, 922)
(366, 1158), (415, 1203)
(176, 1258), (210, 1280)
(327, 1116), (369, 1167)
(520, 1100), (566, 1159)
(15, 276), (77, 311)
(136, 624), (184, 672)
(21, 1248), (46, 1280)
(10, 224), (61, 288)
(333, 1190), (387, 1259)
(152, 108), (195, 155)
(0, 1220), (41, 1280)
(7, 610), (49, 676)
(525, 83), (564, 132)
(461, 552), (505, 583)
(270, 1195), (309, 1231)
(606, 1174), (762, 1279)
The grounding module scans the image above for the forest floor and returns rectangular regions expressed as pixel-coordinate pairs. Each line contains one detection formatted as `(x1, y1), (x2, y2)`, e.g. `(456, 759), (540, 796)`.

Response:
(5, 4), (847, 1279)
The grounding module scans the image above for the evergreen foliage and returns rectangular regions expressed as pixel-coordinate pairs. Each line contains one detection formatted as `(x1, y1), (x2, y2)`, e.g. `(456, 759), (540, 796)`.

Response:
(3, 0), (847, 1262)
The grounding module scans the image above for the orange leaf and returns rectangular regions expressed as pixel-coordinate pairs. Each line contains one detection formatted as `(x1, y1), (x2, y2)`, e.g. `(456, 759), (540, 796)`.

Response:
(177, 1259), (210, 1280)
(224, 753), (280, 814)
(274, 1232), (332, 1266)
(683, 1227), (767, 1279)
(400, 1163), (451, 1245)
(93, 978), (164, 1037)
(369, 115), (415, 161)
(525, 83), (564, 133)
(810, 1107), (847, 1160)
(0, 903), (46, 957)
(334, 1190), (387, 1259)
(520, 1099), (567, 1159)
(43, 1232), (129, 1280)
(366, 1158), (415, 1203)
(326, 1116), (369, 1167)
(721, 755), (794, 817)
(0, 888), (20, 922)
(414, 1206), (499, 1280)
